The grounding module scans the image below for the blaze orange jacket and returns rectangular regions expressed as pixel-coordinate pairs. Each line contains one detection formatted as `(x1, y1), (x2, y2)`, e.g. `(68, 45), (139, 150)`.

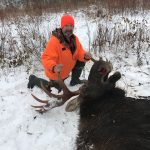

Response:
(41, 35), (87, 80)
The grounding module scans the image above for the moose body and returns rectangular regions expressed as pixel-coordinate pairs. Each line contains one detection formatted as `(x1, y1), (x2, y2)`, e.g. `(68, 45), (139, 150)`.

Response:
(30, 58), (150, 149)
(76, 60), (150, 150)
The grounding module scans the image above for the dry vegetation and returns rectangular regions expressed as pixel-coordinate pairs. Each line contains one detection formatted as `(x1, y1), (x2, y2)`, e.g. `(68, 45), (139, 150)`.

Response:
(0, 0), (150, 71)
(1, 0), (150, 19)
(92, 17), (150, 66)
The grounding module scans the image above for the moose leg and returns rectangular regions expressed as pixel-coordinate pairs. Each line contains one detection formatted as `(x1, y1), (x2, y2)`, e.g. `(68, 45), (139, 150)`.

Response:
(108, 71), (121, 84)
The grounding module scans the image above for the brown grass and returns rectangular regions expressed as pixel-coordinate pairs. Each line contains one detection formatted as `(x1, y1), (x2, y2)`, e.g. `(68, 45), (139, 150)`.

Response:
(0, 0), (96, 19)
(1, 0), (150, 20)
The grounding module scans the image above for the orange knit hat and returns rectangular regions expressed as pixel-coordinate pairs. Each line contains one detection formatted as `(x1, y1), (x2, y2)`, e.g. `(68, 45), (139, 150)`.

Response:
(61, 15), (75, 28)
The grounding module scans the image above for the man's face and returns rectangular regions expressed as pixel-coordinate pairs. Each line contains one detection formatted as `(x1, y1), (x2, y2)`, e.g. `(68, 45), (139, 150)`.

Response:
(62, 24), (74, 38)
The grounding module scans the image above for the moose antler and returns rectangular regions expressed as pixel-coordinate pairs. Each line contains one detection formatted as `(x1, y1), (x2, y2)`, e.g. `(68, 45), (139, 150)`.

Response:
(91, 57), (97, 63)
(31, 72), (81, 113)
(31, 57), (99, 113)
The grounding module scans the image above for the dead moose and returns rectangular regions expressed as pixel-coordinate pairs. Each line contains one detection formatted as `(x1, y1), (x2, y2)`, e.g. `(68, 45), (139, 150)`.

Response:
(31, 58), (150, 150)
(76, 60), (150, 150)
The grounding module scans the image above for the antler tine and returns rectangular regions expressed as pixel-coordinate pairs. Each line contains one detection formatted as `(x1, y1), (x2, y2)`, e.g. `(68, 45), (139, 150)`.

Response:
(31, 105), (46, 108)
(57, 72), (70, 94)
(40, 81), (62, 99)
(36, 109), (48, 113)
(57, 72), (80, 101)
(34, 100), (64, 113)
(31, 94), (50, 111)
(31, 94), (49, 103)
(91, 57), (97, 63)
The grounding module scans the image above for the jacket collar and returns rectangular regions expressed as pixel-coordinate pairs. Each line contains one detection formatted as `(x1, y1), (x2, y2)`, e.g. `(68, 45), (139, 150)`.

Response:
(52, 28), (76, 54)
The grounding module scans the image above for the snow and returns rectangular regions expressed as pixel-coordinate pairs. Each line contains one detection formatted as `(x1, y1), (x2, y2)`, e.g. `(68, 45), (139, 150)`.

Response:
(0, 69), (79, 150)
(0, 9), (150, 150)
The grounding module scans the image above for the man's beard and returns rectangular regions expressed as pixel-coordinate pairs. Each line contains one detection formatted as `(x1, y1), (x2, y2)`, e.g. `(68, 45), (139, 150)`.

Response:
(63, 30), (73, 38)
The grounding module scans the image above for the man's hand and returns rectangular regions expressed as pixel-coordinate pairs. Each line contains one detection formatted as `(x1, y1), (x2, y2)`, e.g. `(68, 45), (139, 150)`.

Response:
(53, 64), (64, 73)
(84, 52), (92, 60)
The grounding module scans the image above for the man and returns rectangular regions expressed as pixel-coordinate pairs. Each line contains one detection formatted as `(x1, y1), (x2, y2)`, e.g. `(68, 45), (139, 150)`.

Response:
(28, 14), (92, 92)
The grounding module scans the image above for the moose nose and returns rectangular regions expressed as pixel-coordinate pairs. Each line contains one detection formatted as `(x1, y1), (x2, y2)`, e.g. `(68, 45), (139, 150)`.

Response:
(99, 67), (107, 75)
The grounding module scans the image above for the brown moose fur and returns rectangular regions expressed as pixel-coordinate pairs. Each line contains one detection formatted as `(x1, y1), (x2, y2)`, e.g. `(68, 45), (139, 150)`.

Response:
(76, 60), (150, 150)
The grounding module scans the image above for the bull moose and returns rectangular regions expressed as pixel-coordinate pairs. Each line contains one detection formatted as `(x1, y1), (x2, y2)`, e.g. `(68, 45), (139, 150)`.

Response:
(76, 59), (150, 150)
(30, 58), (150, 150)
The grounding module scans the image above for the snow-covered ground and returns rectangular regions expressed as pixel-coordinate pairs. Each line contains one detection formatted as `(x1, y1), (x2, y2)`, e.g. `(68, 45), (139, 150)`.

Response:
(0, 9), (150, 150)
